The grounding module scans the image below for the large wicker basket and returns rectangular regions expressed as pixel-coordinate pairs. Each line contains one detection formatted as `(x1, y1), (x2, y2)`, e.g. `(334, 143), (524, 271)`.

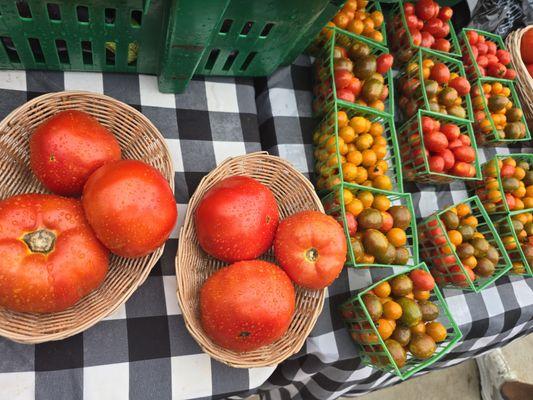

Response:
(506, 26), (533, 127)
(0, 91), (174, 343)
(176, 152), (326, 368)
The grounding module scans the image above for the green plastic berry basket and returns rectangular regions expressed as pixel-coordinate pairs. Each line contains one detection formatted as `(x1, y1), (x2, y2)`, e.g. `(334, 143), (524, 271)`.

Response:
(339, 262), (462, 380)
(470, 154), (533, 215)
(492, 212), (533, 276)
(386, 0), (462, 63)
(313, 26), (394, 118)
(470, 77), (531, 145)
(396, 47), (473, 123)
(313, 102), (403, 193)
(334, 0), (388, 48)
(321, 182), (419, 269)
(418, 195), (512, 292)
(398, 109), (481, 184)
(460, 28), (512, 83)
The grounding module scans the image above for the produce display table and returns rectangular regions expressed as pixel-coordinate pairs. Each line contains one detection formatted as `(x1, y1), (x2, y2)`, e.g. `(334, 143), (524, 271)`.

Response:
(0, 56), (531, 400)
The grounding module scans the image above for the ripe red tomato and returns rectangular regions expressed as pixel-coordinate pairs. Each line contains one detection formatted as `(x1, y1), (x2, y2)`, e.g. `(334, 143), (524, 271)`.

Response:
(30, 110), (121, 197)
(429, 155), (445, 173)
(486, 54), (499, 65)
(441, 123), (460, 141)
(424, 131), (448, 152)
(496, 49), (511, 65)
(438, 6), (453, 21)
(448, 139), (462, 149)
(423, 18), (443, 37)
(448, 77), (471, 96)
(433, 38), (451, 52)
(486, 41), (497, 55)
(376, 54), (394, 74)
(410, 28), (422, 46)
(0, 194), (109, 312)
(415, 0), (437, 20)
(453, 146), (476, 163)
(195, 175), (278, 263)
(458, 134), (471, 146)
(504, 68), (516, 80)
(421, 31), (435, 48)
(487, 63), (507, 78)
(334, 70), (353, 89)
(477, 55), (488, 67)
(410, 269), (435, 291)
(337, 88), (355, 102)
(347, 77), (362, 96)
(274, 211), (346, 289)
(200, 260), (295, 352)
(506, 193), (516, 210)
(467, 30), (479, 45)
(429, 63), (450, 84)
(404, 2), (415, 15)
(406, 14), (419, 30)
(451, 161), (473, 177)
(380, 211), (393, 233)
(82, 160), (177, 258)
(344, 212), (357, 236)
(521, 29), (533, 64)
(421, 116), (436, 134)
(435, 23), (450, 39)
(438, 149), (455, 170)
(449, 265), (475, 287)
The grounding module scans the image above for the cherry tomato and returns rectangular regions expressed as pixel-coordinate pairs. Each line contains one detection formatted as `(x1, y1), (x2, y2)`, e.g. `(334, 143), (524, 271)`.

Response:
(432, 38), (451, 52)
(466, 30), (478, 45)
(429, 62), (450, 84)
(335, 70), (353, 89)
(376, 54), (394, 74)
(415, 0), (437, 20)
(438, 6), (453, 21)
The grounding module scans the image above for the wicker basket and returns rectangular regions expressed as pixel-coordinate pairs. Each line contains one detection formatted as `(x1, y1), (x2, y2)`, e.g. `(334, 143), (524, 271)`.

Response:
(0, 91), (173, 343)
(506, 26), (533, 127)
(176, 152), (326, 368)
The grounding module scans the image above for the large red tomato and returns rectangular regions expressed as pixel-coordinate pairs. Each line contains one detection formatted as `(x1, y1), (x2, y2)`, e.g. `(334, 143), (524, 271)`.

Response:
(30, 110), (121, 197)
(82, 160), (177, 258)
(200, 260), (295, 352)
(0, 194), (109, 313)
(273, 211), (347, 289)
(522, 29), (533, 64)
(195, 176), (279, 263)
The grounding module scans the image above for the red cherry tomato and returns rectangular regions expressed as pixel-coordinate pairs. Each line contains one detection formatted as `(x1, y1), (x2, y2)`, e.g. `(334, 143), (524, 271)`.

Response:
(438, 6), (453, 21)
(334, 70), (353, 89)
(30, 110), (121, 196)
(376, 54), (394, 74)
(477, 42), (488, 55)
(337, 88), (355, 102)
(422, 17), (443, 37)
(477, 55), (489, 67)
(433, 38), (451, 52)
(410, 28), (422, 46)
(496, 49), (511, 65)
(404, 2), (415, 15)
(486, 41), (497, 55)
(406, 14), (419, 30)
(438, 149), (455, 171)
(429, 62), (450, 84)
(409, 269), (435, 291)
(274, 211), (347, 289)
(451, 161), (473, 177)
(441, 123), (460, 141)
(347, 77), (362, 96)
(0, 194), (109, 313)
(421, 31), (436, 48)
(421, 116), (436, 134)
(415, 0), (437, 20)
(458, 134), (471, 146)
(429, 155), (445, 173)
(424, 131), (448, 152)
(83, 160), (177, 258)
(452, 146), (476, 163)
(466, 30), (479, 45)
(487, 63), (507, 78)
(448, 77), (471, 96)
(504, 68), (516, 80)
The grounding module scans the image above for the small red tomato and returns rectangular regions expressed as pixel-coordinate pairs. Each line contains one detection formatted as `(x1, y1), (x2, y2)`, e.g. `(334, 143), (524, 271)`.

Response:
(30, 110), (122, 196)
(441, 123), (460, 141)
(504, 68), (516, 80)
(477, 42), (488, 55)
(496, 49), (511, 65)
(337, 88), (355, 102)
(486, 41), (497, 55)
(438, 148), (455, 170)
(421, 116), (436, 134)
(416, 0), (437, 20)
(274, 211), (347, 289)
(430, 62), (451, 84)
(449, 265), (475, 287)
(421, 31), (436, 48)
(486, 54), (499, 64)
(467, 30), (479, 45)
(438, 6), (453, 21)
(429, 155), (445, 173)
(83, 160), (177, 258)
(424, 131), (449, 152)
(453, 146), (476, 163)
(458, 134), (471, 146)
(448, 139), (462, 149)
(380, 211), (394, 233)
(344, 212), (357, 236)
(404, 2), (415, 15)
(433, 38), (451, 52)
(410, 269), (436, 291)
(451, 161), (472, 177)
(410, 28), (422, 46)
(435, 23), (450, 39)
(487, 63), (507, 78)
(500, 164), (516, 177)
(417, 19), (424, 30)
(422, 17), (443, 37)
(506, 193), (516, 210)
(477, 55), (488, 67)
(448, 77), (471, 96)
(478, 34), (486, 44)
(334, 70), (353, 89)
(406, 14), (419, 29)
(347, 77), (362, 97)
(376, 54), (394, 74)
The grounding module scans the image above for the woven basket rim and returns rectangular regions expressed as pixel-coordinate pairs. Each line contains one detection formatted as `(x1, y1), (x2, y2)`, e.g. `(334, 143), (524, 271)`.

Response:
(175, 152), (326, 368)
(0, 90), (174, 343)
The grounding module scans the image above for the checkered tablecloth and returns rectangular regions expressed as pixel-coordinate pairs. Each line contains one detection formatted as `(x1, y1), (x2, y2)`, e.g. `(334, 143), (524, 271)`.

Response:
(0, 55), (532, 400)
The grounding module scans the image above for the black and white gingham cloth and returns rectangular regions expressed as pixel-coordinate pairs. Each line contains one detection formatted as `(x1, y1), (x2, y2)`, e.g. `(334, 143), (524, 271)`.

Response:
(0, 55), (531, 400)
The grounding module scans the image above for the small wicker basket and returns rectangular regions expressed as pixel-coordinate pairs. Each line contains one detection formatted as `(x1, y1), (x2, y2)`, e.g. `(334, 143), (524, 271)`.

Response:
(176, 152), (326, 368)
(506, 26), (533, 127)
(0, 91), (174, 344)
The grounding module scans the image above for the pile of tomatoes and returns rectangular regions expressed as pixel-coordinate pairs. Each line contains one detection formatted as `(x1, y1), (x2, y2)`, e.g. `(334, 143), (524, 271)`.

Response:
(313, 110), (395, 191)
(400, 115), (477, 179)
(398, 58), (470, 121)
(342, 269), (448, 368)
(420, 202), (501, 288)
(0, 110), (177, 313)
(471, 80), (527, 143)
(327, 0), (385, 44)
(498, 212), (533, 274)
(474, 156), (533, 213)
(389, 0), (455, 63)
(194, 176), (347, 352)
(463, 30), (516, 80)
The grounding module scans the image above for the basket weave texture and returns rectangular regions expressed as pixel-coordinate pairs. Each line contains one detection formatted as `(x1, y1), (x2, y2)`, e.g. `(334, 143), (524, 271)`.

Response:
(0, 91), (174, 344)
(506, 26), (533, 127)
(176, 152), (326, 367)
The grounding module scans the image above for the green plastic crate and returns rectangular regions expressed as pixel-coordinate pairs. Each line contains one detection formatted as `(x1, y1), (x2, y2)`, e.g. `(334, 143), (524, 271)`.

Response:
(471, 154), (533, 215)
(0, 0), (343, 93)
(460, 28), (512, 83)
(471, 78), (531, 145)
(418, 196), (512, 292)
(340, 263), (462, 379)
(398, 109), (481, 184)
(313, 26), (394, 118)
(396, 47), (473, 123)
(313, 102), (403, 193)
(321, 182), (419, 268)
(386, 0), (461, 63)
(492, 212), (533, 276)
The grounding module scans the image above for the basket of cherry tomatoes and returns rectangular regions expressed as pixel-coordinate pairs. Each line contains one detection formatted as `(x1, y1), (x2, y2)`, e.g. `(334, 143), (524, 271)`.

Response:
(398, 110), (481, 183)
(313, 104), (402, 192)
(418, 196), (512, 292)
(322, 183), (418, 268)
(387, 0), (461, 65)
(313, 27), (394, 117)
(471, 155), (533, 214)
(340, 263), (462, 379)
(471, 78), (530, 145)
(493, 211), (533, 276)
(396, 48), (473, 123)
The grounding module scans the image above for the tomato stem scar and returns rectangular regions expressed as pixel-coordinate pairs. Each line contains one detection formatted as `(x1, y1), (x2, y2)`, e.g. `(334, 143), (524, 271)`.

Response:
(23, 229), (56, 253)
(305, 248), (319, 262)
